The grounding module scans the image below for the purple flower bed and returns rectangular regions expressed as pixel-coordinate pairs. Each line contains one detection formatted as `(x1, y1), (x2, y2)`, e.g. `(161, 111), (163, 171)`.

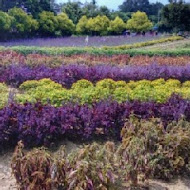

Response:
(0, 95), (189, 149)
(1, 64), (190, 87)
(0, 35), (162, 47)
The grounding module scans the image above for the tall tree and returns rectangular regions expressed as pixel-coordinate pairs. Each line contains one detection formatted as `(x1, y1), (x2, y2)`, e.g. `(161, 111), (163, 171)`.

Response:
(0, 0), (22, 11)
(62, 1), (83, 24)
(24, 0), (54, 18)
(82, 1), (98, 18)
(119, 0), (151, 15)
(0, 0), (54, 17)
(160, 0), (190, 32)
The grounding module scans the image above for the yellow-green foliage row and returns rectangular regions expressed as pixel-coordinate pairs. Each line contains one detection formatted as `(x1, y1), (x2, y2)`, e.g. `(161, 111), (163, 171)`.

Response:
(15, 78), (190, 107)
(0, 83), (9, 108)
(103, 36), (183, 50)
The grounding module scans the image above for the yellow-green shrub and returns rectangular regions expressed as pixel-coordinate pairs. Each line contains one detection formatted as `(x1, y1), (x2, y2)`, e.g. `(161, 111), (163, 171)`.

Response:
(103, 36), (183, 50)
(16, 78), (190, 107)
(0, 83), (9, 108)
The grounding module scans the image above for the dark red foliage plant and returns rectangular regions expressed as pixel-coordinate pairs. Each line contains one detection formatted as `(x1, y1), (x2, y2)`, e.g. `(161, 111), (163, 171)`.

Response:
(11, 141), (67, 190)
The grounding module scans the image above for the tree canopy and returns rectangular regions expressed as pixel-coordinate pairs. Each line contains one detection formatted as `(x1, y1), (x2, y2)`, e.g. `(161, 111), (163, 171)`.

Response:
(160, 0), (190, 32)
(108, 16), (126, 35)
(126, 11), (153, 32)
(8, 7), (38, 36)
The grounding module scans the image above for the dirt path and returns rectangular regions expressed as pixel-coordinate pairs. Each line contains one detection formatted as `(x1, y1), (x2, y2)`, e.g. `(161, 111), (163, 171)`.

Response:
(0, 152), (16, 190)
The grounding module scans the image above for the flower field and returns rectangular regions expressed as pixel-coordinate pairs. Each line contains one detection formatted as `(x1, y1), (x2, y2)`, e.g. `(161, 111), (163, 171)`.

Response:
(0, 35), (164, 47)
(0, 39), (189, 189)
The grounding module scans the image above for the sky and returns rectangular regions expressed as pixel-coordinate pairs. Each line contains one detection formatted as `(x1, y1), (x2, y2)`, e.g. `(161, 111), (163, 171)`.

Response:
(55, 0), (169, 10)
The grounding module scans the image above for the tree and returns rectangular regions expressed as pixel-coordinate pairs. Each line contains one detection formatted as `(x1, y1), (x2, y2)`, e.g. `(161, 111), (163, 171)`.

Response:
(108, 16), (126, 35)
(62, 1), (83, 24)
(87, 15), (110, 35)
(0, 0), (22, 11)
(56, 13), (75, 36)
(82, 1), (98, 18)
(0, 0), (54, 16)
(38, 11), (58, 36)
(110, 11), (130, 22)
(8, 7), (38, 37)
(76, 15), (89, 34)
(126, 11), (153, 32)
(149, 2), (164, 16)
(0, 11), (13, 39)
(119, 0), (151, 15)
(24, 0), (54, 18)
(118, 0), (164, 18)
(98, 6), (111, 18)
(160, 1), (190, 32)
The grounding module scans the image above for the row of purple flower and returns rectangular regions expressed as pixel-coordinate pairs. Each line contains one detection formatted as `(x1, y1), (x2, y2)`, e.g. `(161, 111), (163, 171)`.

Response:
(0, 95), (189, 149)
(1, 64), (190, 87)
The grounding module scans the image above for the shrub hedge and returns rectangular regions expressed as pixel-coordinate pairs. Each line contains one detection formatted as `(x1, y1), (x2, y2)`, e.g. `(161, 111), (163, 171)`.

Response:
(0, 46), (190, 56)
(0, 51), (189, 67)
(16, 78), (190, 106)
(2, 64), (190, 88)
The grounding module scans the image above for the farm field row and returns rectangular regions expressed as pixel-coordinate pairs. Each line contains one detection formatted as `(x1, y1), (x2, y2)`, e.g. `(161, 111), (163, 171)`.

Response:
(1, 64), (190, 88)
(0, 51), (190, 66)
(0, 94), (189, 148)
(1, 78), (190, 108)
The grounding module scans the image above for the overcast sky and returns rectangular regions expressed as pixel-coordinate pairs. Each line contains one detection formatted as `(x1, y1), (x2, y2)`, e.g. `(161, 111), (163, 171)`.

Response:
(55, 0), (170, 10)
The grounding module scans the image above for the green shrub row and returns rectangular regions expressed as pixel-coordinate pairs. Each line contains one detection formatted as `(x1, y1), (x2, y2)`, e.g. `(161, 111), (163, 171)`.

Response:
(16, 78), (190, 106)
(103, 36), (184, 50)
(0, 46), (190, 56)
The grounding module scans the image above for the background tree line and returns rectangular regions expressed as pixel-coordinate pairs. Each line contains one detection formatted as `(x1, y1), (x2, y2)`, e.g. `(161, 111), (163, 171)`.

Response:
(0, 0), (189, 40)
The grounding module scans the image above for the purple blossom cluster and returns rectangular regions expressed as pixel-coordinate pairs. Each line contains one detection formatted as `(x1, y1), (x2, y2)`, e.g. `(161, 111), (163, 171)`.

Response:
(0, 95), (189, 149)
(1, 64), (190, 87)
